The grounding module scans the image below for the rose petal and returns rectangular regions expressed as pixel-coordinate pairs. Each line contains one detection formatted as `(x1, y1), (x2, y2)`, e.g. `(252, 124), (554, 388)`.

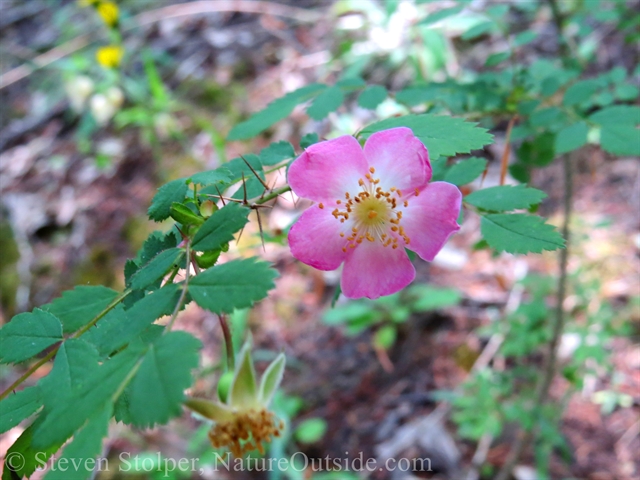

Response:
(288, 206), (349, 271)
(341, 241), (415, 299)
(363, 127), (431, 193)
(400, 181), (462, 261)
(288, 135), (369, 203)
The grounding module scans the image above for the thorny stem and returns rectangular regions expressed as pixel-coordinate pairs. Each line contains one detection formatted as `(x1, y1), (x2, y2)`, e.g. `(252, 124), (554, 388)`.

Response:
(166, 242), (192, 332)
(254, 185), (291, 205)
(218, 314), (235, 370)
(0, 290), (131, 401)
(494, 153), (573, 480)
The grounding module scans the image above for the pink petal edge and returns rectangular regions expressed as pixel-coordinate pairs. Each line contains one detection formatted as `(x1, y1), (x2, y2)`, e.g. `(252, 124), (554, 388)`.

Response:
(341, 240), (416, 299)
(400, 181), (462, 262)
(287, 135), (368, 203)
(363, 127), (431, 193)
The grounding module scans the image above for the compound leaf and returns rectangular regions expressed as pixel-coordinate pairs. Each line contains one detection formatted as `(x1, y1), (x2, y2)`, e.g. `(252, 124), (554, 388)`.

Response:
(190, 258), (278, 314)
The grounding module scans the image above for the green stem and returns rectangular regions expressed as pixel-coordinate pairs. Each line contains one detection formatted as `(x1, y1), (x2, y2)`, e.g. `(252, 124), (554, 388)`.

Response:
(166, 242), (192, 332)
(219, 314), (235, 370)
(0, 290), (131, 401)
(254, 185), (292, 205)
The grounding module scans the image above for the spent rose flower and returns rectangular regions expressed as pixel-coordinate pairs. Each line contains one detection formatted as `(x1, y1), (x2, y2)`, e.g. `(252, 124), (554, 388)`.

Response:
(287, 127), (462, 299)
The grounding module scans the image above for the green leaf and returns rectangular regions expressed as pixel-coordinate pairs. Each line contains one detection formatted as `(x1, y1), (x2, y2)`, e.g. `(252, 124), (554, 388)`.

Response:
(192, 203), (250, 252)
(514, 31), (537, 46)
(42, 285), (120, 334)
(485, 51), (510, 67)
(464, 185), (547, 212)
(614, 84), (639, 101)
(408, 285), (461, 311)
(443, 157), (487, 186)
(260, 141), (295, 166)
(0, 386), (41, 434)
(0, 309), (62, 364)
(229, 342), (258, 408)
(516, 132), (556, 167)
(190, 258), (278, 314)
(589, 105), (640, 125)
(418, 6), (463, 26)
(295, 418), (327, 444)
(189, 167), (232, 187)
(357, 85), (387, 109)
(481, 214), (565, 254)
(44, 406), (111, 480)
(39, 339), (100, 408)
(228, 83), (326, 140)
(563, 79), (600, 106)
(259, 353), (285, 406)
(374, 325), (397, 350)
(306, 86), (345, 120)
(82, 284), (181, 355)
(32, 345), (143, 449)
(462, 21), (495, 40)
(148, 178), (188, 222)
(300, 132), (319, 149)
(360, 114), (493, 160)
(137, 230), (179, 266)
(127, 331), (201, 427)
(170, 203), (204, 226)
(600, 125), (640, 156)
(130, 248), (184, 290)
(143, 52), (168, 105)
(2, 420), (62, 479)
(555, 121), (589, 154)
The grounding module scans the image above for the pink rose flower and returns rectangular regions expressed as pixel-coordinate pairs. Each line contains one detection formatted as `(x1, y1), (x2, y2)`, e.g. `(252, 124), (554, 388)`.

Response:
(287, 127), (462, 299)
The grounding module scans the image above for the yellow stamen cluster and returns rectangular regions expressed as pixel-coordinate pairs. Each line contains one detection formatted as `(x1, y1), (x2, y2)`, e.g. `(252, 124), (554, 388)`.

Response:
(208, 409), (284, 458)
(324, 166), (412, 252)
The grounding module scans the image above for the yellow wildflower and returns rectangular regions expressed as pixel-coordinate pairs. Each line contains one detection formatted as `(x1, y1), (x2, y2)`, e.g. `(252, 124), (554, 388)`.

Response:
(97, 1), (119, 27)
(96, 45), (123, 69)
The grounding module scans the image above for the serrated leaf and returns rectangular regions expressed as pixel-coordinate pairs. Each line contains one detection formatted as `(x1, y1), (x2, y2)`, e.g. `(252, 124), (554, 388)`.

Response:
(563, 79), (600, 106)
(360, 114), (493, 160)
(148, 178), (188, 222)
(555, 121), (589, 154)
(306, 86), (345, 120)
(259, 353), (285, 406)
(0, 309), (62, 364)
(589, 105), (640, 125)
(229, 342), (258, 408)
(130, 248), (184, 290)
(600, 125), (640, 156)
(44, 406), (111, 480)
(32, 345), (143, 449)
(260, 141), (295, 166)
(128, 331), (201, 427)
(465, 185), (547, 212)
(39, 339), (100, 408)
(481, 214), (565, 254)
(190, 258), (278, 314)
(42, 285), (120, 334)
(189, 167), (232, 187)
(443, 157), (487, 186)
(137, 230), (179, 267)
(192, 203), (250, 252)
(0, 386), (41, 434)
(228, 83), (326, 140)
(357, 85), (387, 109)
(86, 284), (181, 355)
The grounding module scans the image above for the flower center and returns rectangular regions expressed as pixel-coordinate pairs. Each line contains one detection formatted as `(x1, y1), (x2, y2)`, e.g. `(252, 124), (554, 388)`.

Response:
(318, 166), (415, 252)
(208, 408), (284, 458)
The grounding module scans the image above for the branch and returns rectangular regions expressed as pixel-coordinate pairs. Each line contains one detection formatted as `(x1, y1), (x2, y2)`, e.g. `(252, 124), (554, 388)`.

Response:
(494, 153), (573, 480)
